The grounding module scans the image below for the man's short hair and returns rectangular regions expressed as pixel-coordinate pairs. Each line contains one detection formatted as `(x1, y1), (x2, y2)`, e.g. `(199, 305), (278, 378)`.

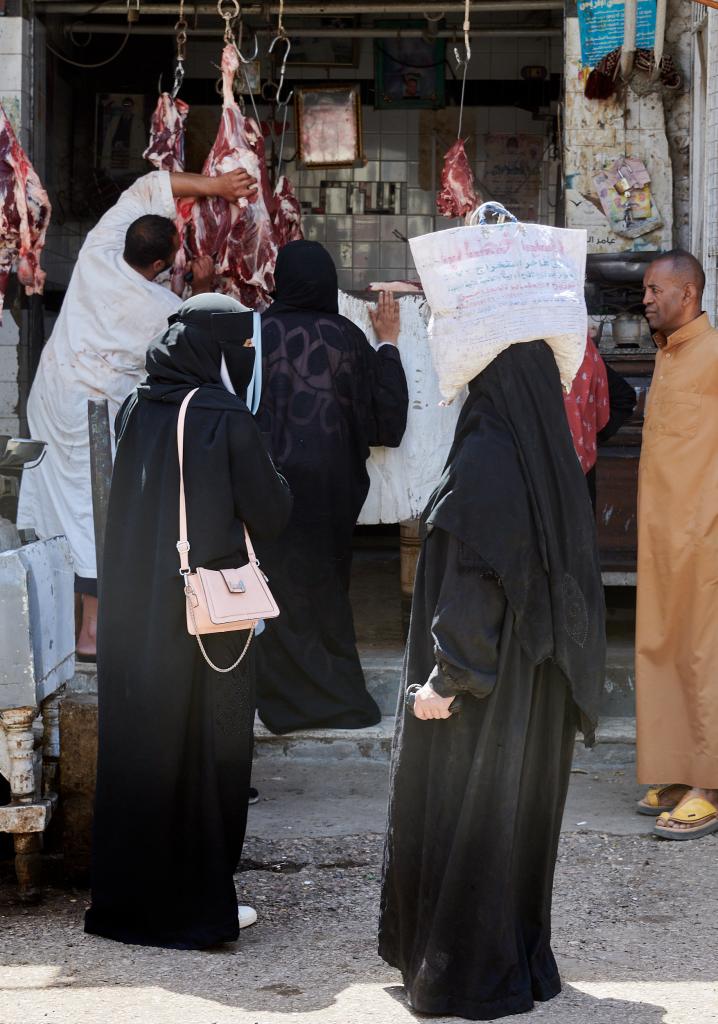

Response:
(653, 249), (706, 299)
(123, 215), (178, 269)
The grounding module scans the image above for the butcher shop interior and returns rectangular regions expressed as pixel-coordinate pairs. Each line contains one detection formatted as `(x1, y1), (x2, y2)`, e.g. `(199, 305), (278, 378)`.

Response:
(4, 0), (569, 663)
(27, 2), (562, 312)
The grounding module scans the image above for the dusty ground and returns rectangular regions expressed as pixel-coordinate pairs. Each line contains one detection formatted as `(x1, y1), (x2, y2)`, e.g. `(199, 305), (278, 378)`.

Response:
(0, 757), (716, 1024)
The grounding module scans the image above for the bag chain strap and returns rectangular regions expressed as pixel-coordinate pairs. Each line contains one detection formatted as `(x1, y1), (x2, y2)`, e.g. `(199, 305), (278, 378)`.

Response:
(185, 577), (255, 673)
(178, 387), (256, 675)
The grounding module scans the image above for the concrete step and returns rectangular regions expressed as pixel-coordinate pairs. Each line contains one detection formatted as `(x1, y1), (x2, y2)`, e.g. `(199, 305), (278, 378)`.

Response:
(362, 640), (636, 719)
(255, 715), (636, 766)
(73, 646), (637, 767)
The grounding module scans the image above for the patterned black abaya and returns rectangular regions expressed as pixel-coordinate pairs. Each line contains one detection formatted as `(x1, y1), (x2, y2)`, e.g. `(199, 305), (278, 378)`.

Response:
(254, 241), (409, 734)
(85, 295), (292, 949)
(379, 341), (606, 1019)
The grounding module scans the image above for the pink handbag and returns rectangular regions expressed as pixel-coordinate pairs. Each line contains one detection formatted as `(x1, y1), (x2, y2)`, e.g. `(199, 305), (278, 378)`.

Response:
(176, 387), (279, 673)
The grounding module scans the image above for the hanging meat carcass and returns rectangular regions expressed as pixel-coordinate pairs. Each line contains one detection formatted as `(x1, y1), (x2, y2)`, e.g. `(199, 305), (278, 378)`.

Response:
(0, 102), (51, 320)
(186, 45), (278, 308)
(143, 92), (192, 293)
(436, 138), (479, 219)
(272, 174), (303, 247)
(143, 92), (189, 172)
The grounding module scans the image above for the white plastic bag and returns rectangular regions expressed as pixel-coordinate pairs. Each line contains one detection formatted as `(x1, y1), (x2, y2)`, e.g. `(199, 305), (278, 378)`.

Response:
(409, 219), (588, 402)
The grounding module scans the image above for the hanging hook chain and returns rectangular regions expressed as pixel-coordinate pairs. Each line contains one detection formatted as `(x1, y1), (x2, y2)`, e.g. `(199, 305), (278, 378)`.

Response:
(217, 0), (240, 44)
(453, 0), (471, 139)
(168, 0), (187, 97)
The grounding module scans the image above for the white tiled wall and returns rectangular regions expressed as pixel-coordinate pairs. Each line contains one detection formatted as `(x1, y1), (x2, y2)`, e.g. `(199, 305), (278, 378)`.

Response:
(0, 17), (31, 152)
(0, 315), (20, 436)
(276, 104), (555, 290)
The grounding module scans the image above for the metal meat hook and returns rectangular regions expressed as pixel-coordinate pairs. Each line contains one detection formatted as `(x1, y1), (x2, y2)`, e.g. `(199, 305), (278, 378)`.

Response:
(171, 59), (185, 98)
(236, 15), (258, 62)
(276, 88), (294, 170)
(268, 33), (291, 106)
(237, 32), (258, 62)
(157, 63), (185, 98)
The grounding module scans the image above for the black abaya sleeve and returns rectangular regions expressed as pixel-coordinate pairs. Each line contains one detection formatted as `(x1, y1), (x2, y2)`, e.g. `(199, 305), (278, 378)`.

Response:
(228, 414), (293, 540)
(428, 529), (507, 700)
(597, 363), (636, 444)
(364, 345), (409, 448)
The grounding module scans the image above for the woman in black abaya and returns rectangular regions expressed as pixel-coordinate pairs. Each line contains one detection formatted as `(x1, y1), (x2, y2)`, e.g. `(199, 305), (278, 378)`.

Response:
(85, 294), (292, 949)
(379, 340), (606, 1020)
(255, 241), (409, 734)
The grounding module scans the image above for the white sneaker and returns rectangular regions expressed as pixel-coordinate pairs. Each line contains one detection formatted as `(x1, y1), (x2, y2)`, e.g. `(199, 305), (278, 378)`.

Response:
(238, 905), (258, 929)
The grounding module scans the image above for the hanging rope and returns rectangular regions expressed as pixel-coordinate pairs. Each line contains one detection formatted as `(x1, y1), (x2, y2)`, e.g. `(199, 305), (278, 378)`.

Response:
(453, 0), (471, 139)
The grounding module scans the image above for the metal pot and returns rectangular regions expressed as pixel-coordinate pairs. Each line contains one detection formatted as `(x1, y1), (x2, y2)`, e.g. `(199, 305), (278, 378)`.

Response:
(611, 313), (645, 347)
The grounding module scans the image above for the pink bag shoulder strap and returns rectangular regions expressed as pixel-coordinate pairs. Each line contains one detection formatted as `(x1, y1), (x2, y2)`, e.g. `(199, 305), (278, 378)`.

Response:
(176, 388), (258, 574)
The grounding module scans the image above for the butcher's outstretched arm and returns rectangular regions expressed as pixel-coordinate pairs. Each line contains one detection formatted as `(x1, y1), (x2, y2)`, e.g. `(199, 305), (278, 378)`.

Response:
(80, 169), (258, 264)
(81, 171), (177, 256)
(170, 170), (257, 203)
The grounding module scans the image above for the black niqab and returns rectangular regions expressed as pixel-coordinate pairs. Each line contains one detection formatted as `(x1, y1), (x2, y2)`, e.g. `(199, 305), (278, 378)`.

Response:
(423, 339), (605, 737)
(268, 240), (339, 315)
(140, 292), (256, 407)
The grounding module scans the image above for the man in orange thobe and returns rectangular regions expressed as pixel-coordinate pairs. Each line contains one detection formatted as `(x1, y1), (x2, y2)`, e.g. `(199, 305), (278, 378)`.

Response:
(636, 250), (718, 840)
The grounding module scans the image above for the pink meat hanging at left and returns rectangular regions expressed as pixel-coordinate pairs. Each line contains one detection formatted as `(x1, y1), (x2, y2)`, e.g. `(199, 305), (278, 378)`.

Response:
(143, 91), (192, 293)
(0, 102), (51, 320)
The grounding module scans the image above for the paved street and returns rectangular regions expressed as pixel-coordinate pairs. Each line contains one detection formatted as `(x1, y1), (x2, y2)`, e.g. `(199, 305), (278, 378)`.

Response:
(0, 754), (717, 1024)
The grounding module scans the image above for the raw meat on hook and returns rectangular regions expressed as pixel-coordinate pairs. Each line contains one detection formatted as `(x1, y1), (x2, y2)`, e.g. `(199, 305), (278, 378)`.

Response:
(272, 175), (303, 247)
(144, 91), (191, 294)
(186, 44), (278, 308)
(436, 138), (479, 220)
(0, 102), (51, 320)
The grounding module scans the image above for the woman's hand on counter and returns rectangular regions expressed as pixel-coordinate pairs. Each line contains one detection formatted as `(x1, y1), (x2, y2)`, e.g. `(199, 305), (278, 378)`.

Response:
(369, 290), (401, 345)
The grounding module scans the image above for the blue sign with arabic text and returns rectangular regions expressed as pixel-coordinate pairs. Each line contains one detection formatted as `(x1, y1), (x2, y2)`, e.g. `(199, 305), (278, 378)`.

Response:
(577, 0), (657, 67)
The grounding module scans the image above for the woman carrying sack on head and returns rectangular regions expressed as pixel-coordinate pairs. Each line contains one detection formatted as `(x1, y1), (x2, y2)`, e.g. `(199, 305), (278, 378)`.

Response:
(379, 339), (606, 1020)
(85, 294), (292, 950)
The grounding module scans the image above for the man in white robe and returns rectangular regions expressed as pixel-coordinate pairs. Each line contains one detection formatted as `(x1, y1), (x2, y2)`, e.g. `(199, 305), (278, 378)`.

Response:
(17, 167), (257, 657)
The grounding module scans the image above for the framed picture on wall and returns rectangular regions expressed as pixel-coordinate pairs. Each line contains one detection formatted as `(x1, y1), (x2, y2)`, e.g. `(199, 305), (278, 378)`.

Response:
(295, 85), (364, 168)
(96, 93), (149, 180)
(374, 29), (446, 110)
(287, 17), (360, 67)
(239, 59), (261, 95)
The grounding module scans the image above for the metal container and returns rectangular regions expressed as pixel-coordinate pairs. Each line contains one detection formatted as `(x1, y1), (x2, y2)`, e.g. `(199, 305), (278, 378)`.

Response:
(611, 313), (646, 348)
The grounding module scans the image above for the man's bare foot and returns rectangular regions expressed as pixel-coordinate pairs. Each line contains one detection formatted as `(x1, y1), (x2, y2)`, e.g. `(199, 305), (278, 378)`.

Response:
(661, 787), (718, 830)
(76, 594), (98, 659)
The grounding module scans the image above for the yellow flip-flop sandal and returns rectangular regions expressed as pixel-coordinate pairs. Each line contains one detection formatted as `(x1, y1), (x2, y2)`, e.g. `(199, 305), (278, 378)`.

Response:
(653, 797), (718, 841)
(636, 784), (688, 816)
